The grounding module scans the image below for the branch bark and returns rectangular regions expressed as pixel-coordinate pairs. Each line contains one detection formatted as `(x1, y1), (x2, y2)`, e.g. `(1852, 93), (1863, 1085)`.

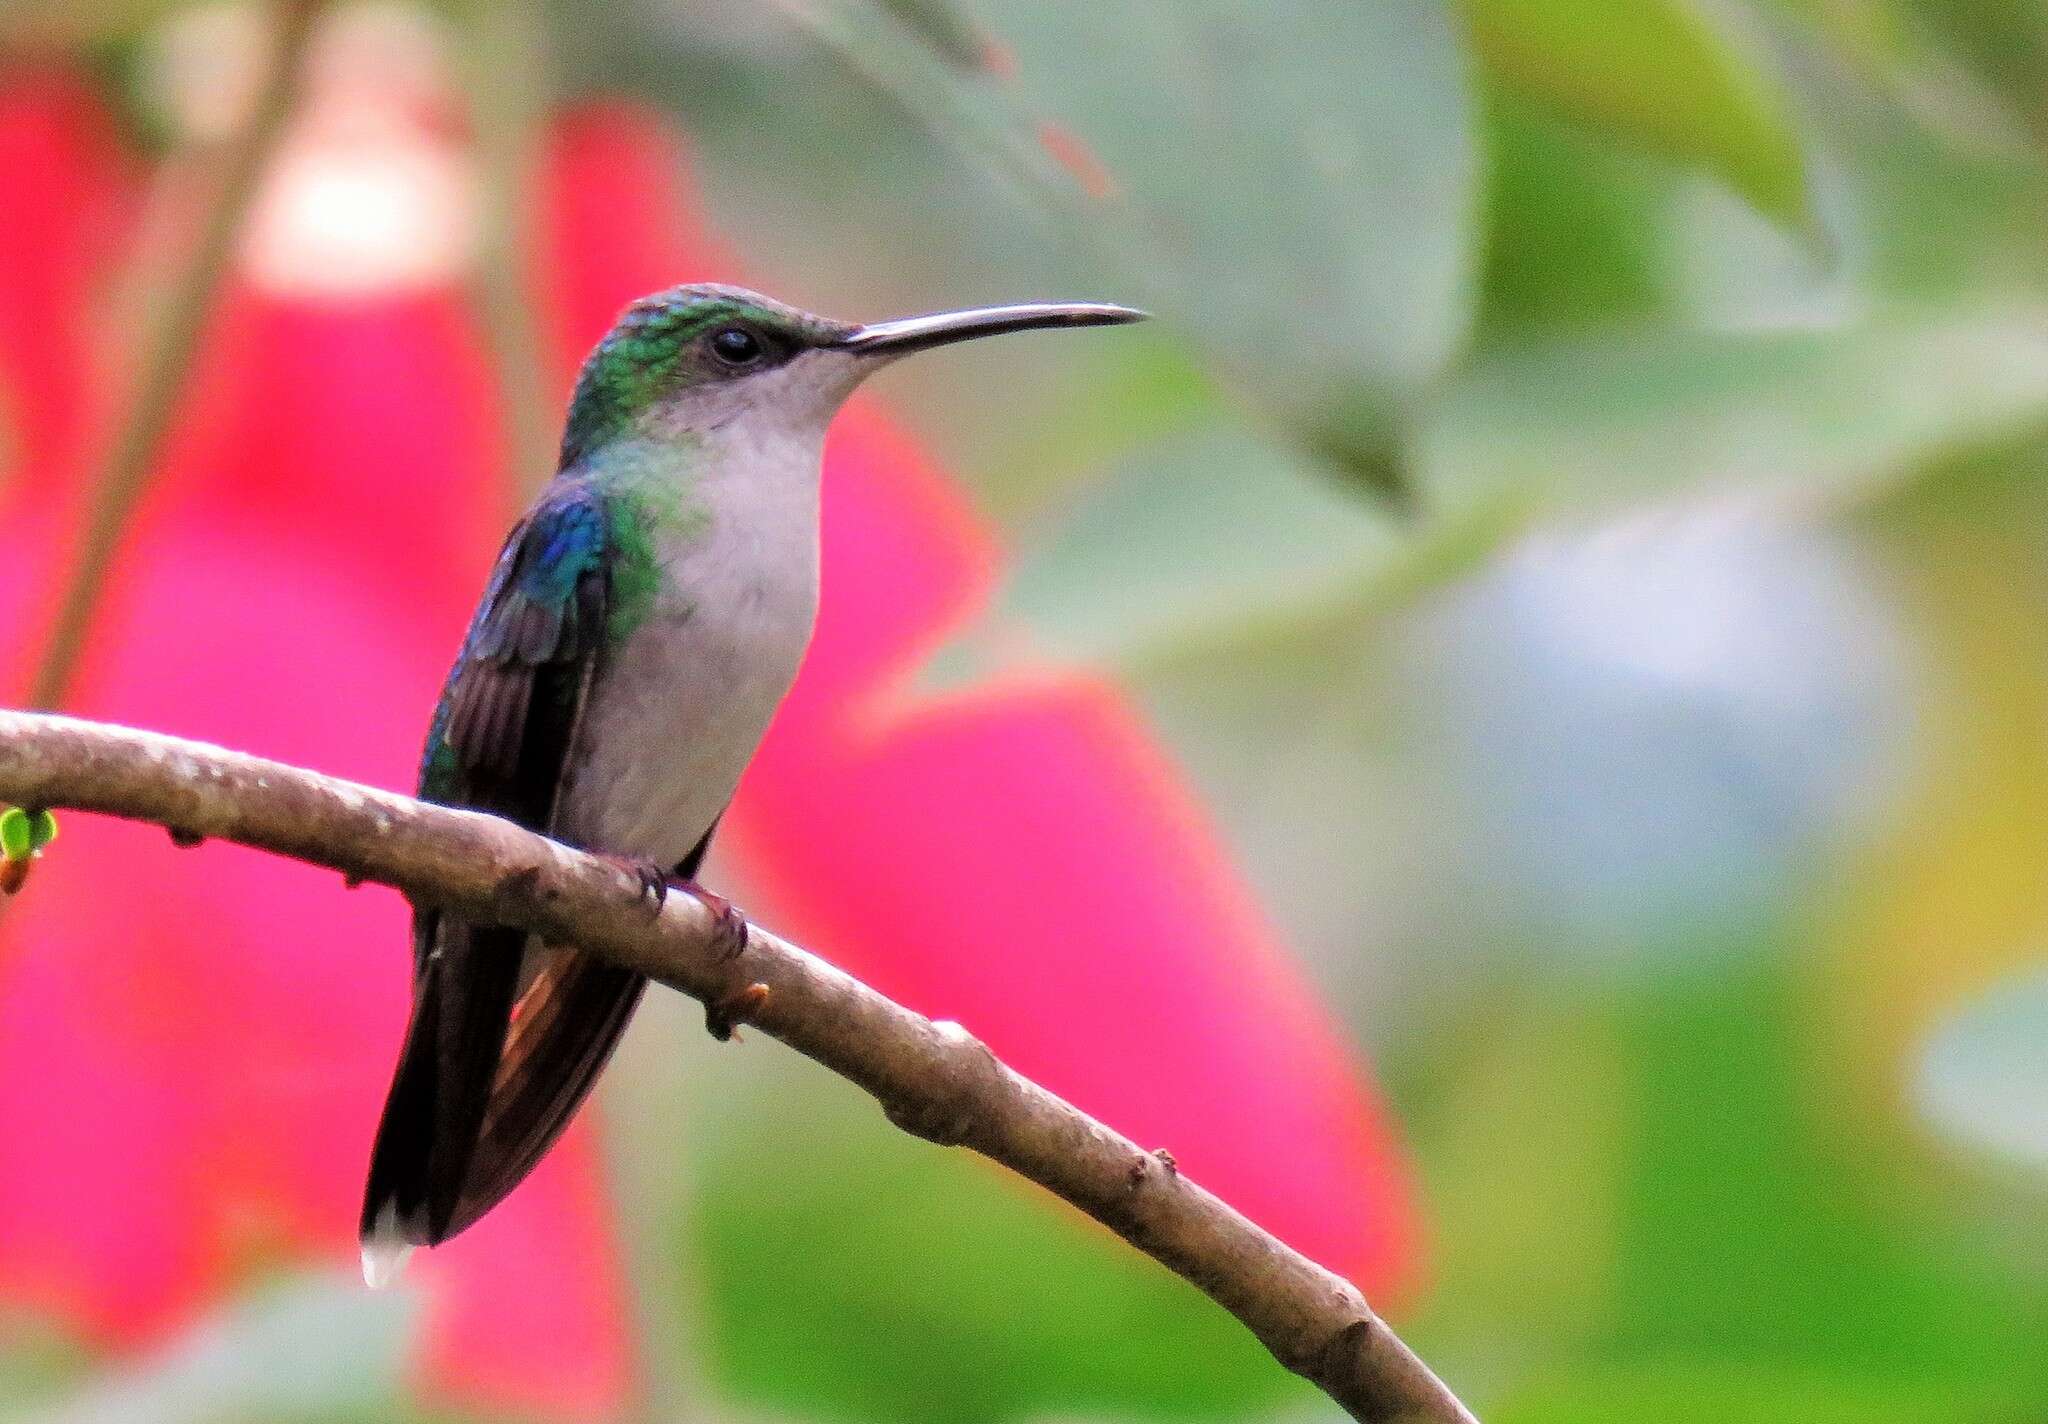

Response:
(0, 709), (1477, 1424)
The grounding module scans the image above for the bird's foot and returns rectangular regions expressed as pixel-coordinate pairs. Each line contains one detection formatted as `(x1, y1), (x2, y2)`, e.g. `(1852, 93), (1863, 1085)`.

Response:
(705, 982), (770, 1042)
(671, 880), (760, 1041)
(672, 879), (749, 961)
(596, 854), (669, 916)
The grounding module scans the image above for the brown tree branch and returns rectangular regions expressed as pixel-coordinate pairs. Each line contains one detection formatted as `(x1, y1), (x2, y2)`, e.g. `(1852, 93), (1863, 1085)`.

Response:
(0, 709), (1477, 1424)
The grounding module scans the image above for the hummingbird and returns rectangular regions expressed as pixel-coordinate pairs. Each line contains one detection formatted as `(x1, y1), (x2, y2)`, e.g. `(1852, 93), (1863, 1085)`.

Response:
(360, 283), (1142, 1283)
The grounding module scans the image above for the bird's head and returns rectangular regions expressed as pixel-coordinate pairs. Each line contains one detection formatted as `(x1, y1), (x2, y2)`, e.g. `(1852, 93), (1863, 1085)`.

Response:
(558, 283), (1143, 467)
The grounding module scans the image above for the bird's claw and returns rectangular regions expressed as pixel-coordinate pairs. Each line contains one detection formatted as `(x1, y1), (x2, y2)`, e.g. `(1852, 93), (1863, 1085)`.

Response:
(597, 854), (669, 915)
(675, 879), (749, 961)
(672, 879), (757, 1040)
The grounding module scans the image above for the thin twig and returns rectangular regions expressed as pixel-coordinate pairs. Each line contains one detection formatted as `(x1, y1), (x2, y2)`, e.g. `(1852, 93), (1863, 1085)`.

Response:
(0, 709), (1477, 1424)
(26, 0), (325, 709)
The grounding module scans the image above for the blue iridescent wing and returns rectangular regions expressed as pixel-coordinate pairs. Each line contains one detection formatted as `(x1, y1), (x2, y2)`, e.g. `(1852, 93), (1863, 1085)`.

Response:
(421, 486), (611, 816)
(365, 484), (648, 1248)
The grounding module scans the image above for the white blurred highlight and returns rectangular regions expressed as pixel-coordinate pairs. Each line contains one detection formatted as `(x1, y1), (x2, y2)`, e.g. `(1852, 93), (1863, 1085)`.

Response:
(146, 2), (479, 298)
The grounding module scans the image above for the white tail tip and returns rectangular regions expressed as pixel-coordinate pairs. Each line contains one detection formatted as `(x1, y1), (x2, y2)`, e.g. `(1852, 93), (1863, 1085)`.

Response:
(361, 1203), (415, 1289)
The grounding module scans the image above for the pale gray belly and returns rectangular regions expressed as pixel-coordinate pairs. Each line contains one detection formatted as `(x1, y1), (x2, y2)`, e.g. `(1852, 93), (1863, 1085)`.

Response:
(553, 580), (813, 866)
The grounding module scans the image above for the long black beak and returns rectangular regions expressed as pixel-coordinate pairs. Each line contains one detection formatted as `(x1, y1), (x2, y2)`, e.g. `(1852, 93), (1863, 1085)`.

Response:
(836, 301), (1146, 356)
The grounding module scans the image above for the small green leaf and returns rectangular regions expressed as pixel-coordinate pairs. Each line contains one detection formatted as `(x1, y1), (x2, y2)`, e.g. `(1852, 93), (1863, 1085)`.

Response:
(1463, 0), (1813, 232)
(1, 807), (31, 860)
(28, 809), (57, 850)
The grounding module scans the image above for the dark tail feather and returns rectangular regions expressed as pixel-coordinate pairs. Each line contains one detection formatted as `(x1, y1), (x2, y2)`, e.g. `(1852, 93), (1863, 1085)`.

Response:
(427, 828), (722, 1238)
(360, 912), (526, 1270)
(360, 919), (648, 1271)
(361, 832), (713, 1276)
(445, 950), (647, 1239)
(359, 943), (440, 1275)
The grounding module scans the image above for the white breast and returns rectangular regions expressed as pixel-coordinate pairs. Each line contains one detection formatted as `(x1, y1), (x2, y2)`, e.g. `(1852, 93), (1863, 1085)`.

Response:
(554, 416), (824, 866)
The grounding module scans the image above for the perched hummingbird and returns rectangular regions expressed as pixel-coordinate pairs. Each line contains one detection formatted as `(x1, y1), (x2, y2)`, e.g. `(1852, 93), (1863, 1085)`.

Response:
(361, 284), (1142, 1283)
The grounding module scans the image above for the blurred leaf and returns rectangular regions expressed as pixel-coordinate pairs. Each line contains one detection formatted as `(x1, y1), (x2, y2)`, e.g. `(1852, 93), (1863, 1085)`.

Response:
(1772, 0), (2034, 159)
(1896, 0), (2048, 145)
(1478, 91), (1674, 335)
(14, 1274), (417, 1424)
(767, 0), (1074, 225)
(1419, 307), (2048, 519)
(869, 0), (985, 65)
(779, 0), (1479, 476)
(689, 1050), (1300, 1422)
(1463, 0), (1813, 231)
(1916, 966), (2048, 1172)
(925, 423), (1401, 683)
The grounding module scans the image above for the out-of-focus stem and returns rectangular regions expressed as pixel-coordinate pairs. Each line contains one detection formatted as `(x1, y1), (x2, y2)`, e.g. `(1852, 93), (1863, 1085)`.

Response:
(462, 0), (559, 505)
(27, 0), (326, 710)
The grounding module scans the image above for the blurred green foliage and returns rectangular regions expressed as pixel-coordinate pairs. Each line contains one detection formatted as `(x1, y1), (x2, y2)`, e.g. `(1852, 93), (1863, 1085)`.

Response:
(1467, 0), (1812, 232)
(10, 0), (2048, 1420)
(689, 1047), (1291, 1422)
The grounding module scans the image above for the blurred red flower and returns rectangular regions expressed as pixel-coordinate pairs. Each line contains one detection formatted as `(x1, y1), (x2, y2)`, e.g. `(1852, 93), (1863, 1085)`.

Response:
(0, 61), (1416, 1420)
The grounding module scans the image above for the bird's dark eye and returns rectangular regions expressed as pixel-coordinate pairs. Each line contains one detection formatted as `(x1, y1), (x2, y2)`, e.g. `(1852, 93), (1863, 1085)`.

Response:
(709, 326), (763, 366)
